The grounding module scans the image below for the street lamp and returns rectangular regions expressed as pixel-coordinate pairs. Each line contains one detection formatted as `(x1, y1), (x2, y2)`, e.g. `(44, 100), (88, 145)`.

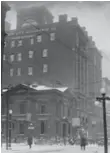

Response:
(8, 109), (12, 149)
(95, 88), (110, 153)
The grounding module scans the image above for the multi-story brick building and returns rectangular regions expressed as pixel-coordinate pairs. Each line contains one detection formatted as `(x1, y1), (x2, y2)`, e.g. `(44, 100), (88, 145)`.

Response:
(3, 14), (102, 140)
(2, 84), (78, 141)
(3, 15), (80, 88)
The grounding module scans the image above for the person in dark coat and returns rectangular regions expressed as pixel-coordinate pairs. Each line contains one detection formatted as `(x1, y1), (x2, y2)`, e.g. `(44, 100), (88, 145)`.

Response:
(27, 136), (33, 149)
(80, 137), (86, 150)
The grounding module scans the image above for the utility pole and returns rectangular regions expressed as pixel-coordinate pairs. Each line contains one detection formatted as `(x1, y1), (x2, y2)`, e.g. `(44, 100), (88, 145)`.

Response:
(96, 88), (110, 153)
(8, 109), (13, 149)
(6, 91), (9, 150)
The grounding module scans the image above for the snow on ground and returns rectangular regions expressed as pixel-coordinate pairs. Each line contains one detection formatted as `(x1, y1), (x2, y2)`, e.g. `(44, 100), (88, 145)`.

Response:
(1, 143), (64, 153)
(1, 144), (110, 153)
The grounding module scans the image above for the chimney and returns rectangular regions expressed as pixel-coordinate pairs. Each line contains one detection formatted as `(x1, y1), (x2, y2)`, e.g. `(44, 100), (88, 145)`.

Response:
(71, 17), (78, 25)
(59, 14), (67, 23)
(82, 26), (86, 31)
(89, 36), (93, 41)
(82, 27), (88, 37)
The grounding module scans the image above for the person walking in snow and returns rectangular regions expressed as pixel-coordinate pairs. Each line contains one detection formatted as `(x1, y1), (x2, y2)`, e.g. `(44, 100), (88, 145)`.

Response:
(27, 136), (33, 149)
(80, 136), (87, 150)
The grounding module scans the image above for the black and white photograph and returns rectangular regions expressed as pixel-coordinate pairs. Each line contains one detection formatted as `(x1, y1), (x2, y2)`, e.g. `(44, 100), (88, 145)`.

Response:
(1, 1), (110, 153)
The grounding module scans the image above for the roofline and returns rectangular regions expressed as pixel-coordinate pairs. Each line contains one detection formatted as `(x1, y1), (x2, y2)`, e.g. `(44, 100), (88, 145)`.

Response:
(2, 84), (64, 96)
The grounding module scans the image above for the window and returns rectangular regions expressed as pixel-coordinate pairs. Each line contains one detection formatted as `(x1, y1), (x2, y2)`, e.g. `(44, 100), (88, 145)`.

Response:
(28, 67), (33, 75)
(10, 68), (14, 77)
(56, 104), (59, 117)
(18, 40), (22, 47)
(86, 118), (88, 124)
(37, 35), (42, 42)
(10, 54), (14, 62)
(20, 103), (26, 114)
(19, 123), (24, 134)
(50, 33), (55, 41)
(68, 123), (71, 135)
(2, 122), (5, 130)
(3, 54), (6, 60)
(41, 121), (45, 134)
(29, 51), (34, 58)
(41, 105), (46, 114)
(17, 68), (21, 76)
(68, 108), (71, 117)
(17, 53), (22, 61)
(63, 104), (68, 117)
(2, 102), (5, 115)
(30, 38), (34, 44)
(76, 31), (79, 47)
(61, 105), (63, 118)
(11, 41), (15, 48)
(42, 49), (48, 57)
(56, 121), (59, 135)
(43, 64), (48, 73)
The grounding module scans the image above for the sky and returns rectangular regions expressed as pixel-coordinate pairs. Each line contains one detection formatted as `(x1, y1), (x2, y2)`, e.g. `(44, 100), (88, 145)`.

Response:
(5, 1), (110, 79)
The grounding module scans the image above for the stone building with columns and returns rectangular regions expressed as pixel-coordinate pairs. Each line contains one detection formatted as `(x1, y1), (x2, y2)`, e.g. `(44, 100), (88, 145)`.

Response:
(2, 84), (79, 141)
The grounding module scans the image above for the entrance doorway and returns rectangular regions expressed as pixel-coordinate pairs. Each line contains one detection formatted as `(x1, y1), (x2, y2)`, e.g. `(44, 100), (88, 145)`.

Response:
(62, 123), (67, 137)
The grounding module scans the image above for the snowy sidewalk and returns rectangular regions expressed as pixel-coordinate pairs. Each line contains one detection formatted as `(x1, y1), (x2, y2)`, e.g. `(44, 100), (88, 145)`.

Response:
(1, 144), (64, 153)
(1, 144), (110, 153)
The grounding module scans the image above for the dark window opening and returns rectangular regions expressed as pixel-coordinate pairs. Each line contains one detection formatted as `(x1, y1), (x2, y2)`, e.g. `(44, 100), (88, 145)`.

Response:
(2, 122), (5, 133)
(41, 121), (45, 134)
(68, 123), (70, 135)
(41, 105), (46, 114)
(68, 108), (70, 117)
(19, 123), (24, 134)
(86, 118), (88, 124)
(56, 122), (59, 135)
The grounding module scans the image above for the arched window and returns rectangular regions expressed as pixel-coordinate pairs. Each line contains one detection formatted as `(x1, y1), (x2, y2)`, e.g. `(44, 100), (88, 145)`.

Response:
(41, 121), (45, 134)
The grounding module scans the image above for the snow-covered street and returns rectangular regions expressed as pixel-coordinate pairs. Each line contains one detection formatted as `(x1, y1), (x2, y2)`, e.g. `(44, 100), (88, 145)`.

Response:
(1, 144), (110, 153)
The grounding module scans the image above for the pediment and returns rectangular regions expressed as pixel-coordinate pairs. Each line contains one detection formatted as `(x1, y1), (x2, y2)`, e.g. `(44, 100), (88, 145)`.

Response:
(3, 84), (35, 95)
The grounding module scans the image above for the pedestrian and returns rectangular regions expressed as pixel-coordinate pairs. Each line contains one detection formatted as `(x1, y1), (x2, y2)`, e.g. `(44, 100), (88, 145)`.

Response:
(63, 137), (66, 145)
(27, 136), (33, 149)
(14, 137), (17, 143)
(80, 136), (86, 150)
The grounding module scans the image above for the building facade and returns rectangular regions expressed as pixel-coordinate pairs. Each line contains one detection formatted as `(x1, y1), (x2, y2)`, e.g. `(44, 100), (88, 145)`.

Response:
(3, 14), (102, 140)
(2, 84), (78, 142)
(3, 15), (79, 88)
(1, 1), (10, 84)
